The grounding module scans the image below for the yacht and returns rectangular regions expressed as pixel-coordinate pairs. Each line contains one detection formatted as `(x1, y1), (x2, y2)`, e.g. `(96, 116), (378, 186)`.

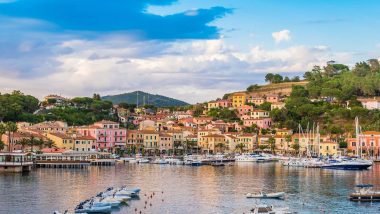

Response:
(138, 158), (150, 164)
(322, 158), (372, 170)
(235, 154), (258, 162)
(153, 158), (168, 164)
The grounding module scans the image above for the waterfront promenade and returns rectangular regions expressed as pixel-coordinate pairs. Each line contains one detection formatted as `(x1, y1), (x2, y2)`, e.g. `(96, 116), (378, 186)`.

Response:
(1, 162), (380, 213)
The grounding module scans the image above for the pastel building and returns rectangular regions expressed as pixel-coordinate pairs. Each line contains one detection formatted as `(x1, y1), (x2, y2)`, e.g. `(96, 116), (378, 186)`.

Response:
(358, 98), (380, 110)
(243, 118), (272, 129)
(76, 120), (127, 152)
(247, 97), (265, 106)
(237, 105), (253, 115)
(250, 109), (270, 119)
(347, 131), (380, 156)
(232, 92), (246, 108)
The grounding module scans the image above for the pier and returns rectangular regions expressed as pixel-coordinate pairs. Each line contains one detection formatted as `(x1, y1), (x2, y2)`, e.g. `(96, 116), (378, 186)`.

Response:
(0, 152), (33, 173)
(35, 151), (115, 168)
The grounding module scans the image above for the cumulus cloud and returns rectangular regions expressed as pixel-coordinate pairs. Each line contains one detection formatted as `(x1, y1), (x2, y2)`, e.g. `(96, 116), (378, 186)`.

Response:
(272, 29), (291, 43)
(0, 35), (356, 103)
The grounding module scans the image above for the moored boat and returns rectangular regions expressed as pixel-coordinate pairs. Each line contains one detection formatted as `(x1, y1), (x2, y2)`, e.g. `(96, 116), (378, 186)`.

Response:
(322, 158), (372, 170)
(349, 184), (380, 201)
(249, 204), (292, 214)
(246, 191), (285, 199)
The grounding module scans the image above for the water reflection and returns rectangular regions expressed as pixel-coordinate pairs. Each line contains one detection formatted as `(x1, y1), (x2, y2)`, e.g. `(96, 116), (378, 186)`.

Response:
(0, 163), (380, 213)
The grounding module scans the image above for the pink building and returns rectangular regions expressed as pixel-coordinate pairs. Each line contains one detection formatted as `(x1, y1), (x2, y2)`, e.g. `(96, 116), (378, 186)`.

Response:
(237, 105), (253, 115)
(76, 120), (127, 152)
(266, 94), (280, 103)
(243, 118), (272, 129)
(216, 99), (232, 108)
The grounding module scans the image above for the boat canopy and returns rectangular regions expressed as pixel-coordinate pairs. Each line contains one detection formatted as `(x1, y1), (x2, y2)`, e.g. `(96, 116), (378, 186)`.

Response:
(356, 184), (373, 188)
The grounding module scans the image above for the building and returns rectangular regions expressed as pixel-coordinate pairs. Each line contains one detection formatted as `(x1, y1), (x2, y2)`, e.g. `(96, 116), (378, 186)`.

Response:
(73, 136), (96, 152)
(237, 133), (256, 152)
(237, 105), (253, 115)
(232, 92), (246, 108)
(141, 130), (160, 153)
(247, 97), (265, 106)
(207, 101), (219, 110)
(271, 102), (286, 110)
(126, 130), (144, 153)
(347, 131), (380, 156)
(243, 118), (272, 129)
(46, 132), (74, 150)
(198, 134), (226, 154)
(28, 121), (68, 133)
(76, 120), (127, 152)
(266, 94), (280, 103)
(358, 98), (380, 110)
(216, 99), (232, 108)
(319, 141), (339, 156)
(159, 133), (173, 153)
(250, 109), (270, 119)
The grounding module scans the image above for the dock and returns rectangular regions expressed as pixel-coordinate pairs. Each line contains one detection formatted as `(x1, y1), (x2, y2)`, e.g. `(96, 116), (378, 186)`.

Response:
(0, 152), (33, 173)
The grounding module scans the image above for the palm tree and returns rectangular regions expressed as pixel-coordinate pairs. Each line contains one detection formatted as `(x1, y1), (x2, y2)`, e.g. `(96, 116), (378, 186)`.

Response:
(285, 135), (292, 154)
(17, 138), (29, 152)
(5, 122), (17, 152)
(28, 136), (37, 152)
(36, 139), (45, 151)
(268, 137), (276, 154)
(292, 143), (300, 155)
(44, 139), (56, 149)
(235, 143), (245, 154)
(0, 123), (5, 151)
(215, 143), (226, 154)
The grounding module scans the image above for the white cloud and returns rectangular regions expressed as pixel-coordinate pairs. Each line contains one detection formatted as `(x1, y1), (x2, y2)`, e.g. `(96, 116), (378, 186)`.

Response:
(0, 35), (358, 103)
(272, 29), (291, 43)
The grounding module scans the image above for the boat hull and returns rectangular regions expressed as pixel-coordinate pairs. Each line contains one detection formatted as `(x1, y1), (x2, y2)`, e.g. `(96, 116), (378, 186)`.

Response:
(322, 164), (372, 170)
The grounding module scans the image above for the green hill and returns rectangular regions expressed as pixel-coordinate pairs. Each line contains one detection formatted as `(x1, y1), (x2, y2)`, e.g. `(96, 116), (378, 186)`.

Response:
(102, 91), (189, 107)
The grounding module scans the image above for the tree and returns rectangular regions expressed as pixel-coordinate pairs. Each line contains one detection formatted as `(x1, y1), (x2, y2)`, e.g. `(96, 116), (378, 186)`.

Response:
(44, 140), (56, 149)
(285, 135), (292, 150)
(258, 145), (268, 151)
(272, 74), (284, 83)
(268, 137), (276, 154)
(291, 76), (300, 82)
(17, 138), (29, 152)
(5, 122), (17, 152)
(368, 59), (380, 73)
(265, 73), (274, 83)
(247, 84), (261, 92)
(215, 143), (226, 154)
(28, 136), (37, 152)
(292, 143), (300, 155)
(0, 140), (4, 151)
(235, 143), (245, 153)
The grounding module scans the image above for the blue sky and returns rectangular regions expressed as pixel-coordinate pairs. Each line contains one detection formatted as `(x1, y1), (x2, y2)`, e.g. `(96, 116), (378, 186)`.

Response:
(0, 0), (379, 103)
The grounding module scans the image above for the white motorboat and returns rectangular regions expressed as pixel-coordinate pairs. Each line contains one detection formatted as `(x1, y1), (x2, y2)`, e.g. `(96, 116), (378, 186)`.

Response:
(153, 158), (168, 164)
(235, 154), (258, 162)
(322, 158), (372, 170)
(75, 199), (112, 213)
(249, 204), (292, 214)
(98, 196), (122, 207)
(128, 159), (138, 163)
(246, 191), (285, 199)
(138, 158), (150, 163)
(165, 157), (181, 164)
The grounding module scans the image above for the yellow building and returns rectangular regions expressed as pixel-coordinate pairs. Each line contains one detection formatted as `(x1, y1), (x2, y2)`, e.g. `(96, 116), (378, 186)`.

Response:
(237, 133), (256, 152)
(159, 133), (173, 153)
(141, 130), (159, 151)
(74, 136), (96, 152)
(207, 101), (219, 111)
(199, 134), (226, 153)
(319, 141), (339, 156)
(232, 92), (246, 108)
(46, 132), (74, 150)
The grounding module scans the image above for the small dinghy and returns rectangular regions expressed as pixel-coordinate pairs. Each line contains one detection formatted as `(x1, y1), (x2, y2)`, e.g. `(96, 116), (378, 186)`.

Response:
(249, 204), (292, 214)
(246, 191), (285, 199)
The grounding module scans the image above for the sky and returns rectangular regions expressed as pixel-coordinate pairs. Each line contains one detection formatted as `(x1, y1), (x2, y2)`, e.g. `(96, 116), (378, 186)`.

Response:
(0, 0), (379, 103)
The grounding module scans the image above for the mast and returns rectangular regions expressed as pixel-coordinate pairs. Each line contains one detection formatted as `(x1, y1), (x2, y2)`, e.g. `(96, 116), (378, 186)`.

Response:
(316, 123), (320, 157)
(355, 117), (359, 157)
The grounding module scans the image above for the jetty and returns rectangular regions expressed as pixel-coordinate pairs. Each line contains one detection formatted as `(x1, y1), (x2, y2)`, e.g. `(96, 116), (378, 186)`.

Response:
(0, 152), (33, 172)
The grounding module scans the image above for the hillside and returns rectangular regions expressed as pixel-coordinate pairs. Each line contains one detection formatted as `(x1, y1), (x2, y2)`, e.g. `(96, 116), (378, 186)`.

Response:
(102, 91), (189, 107)
(247, 81), (308, 96)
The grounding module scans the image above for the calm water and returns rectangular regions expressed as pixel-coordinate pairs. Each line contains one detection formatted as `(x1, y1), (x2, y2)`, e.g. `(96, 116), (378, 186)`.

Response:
(1, 162), (380, 214)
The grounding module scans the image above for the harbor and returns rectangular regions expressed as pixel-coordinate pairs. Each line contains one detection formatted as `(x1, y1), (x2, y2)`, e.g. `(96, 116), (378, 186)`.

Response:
(1, 161), (380, 213)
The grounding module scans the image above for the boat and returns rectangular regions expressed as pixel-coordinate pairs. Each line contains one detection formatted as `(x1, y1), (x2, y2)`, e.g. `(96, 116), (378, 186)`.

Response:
(322, 158), (372, 170)
(249, 204), (292, 214)
(246, 191), (285, 199)
(255, 154), (273, 162)
(152, 158), (168, 164)
(138, 158), (150, 164)
(75, 199), (112, 213)
(211, 162), (225, 167)
(191, 160), (203, 166)
(98, 196), (122, 207)
(235, 154), (258, 162)
(165, 157), (181, 164)
(349, 184), (380, 201)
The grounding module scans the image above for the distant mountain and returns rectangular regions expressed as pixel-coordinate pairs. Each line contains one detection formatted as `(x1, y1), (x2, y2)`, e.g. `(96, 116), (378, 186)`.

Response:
(102, 91), (189, 107)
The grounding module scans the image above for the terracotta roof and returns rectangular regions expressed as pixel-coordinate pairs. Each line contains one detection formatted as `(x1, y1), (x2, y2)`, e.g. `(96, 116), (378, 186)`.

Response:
(202, 134), (225, 138)
(48, 132), (72, 139)
(95, 120), (119, 124)
(363, 131), (380, 135)
(75, 136), (96, 140)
